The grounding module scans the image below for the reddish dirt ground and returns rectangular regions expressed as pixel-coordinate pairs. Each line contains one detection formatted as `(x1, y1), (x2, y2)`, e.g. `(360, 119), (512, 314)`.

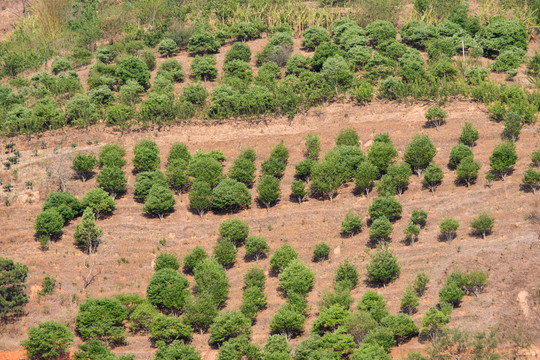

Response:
(0, 98), (539, 358)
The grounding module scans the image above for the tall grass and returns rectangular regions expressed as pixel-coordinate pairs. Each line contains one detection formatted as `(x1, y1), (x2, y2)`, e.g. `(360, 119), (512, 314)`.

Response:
(30, 0), (72, 39)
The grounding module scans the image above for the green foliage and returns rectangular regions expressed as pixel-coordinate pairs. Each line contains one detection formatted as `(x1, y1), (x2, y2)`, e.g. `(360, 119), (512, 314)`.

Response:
(366, 248), (400, 285)
(261, 141), (289, 178)
(209, 310), (252, 345)
(22, 321), (73, 360)
(257, 175), (281, 211)
(363, 327), (396, 352)
(302, 26), (330, 50)
(65, 94), (98, 128)
(369, 216), (393, 243)
(89, 85), (115, 107)
(134, 171), (167, 201)
(189, 181), (213, 217)
(212, 178), (252, 211)
(456, 157), (481, 187)
(147, 268), (190, 311)
(291, 180), (307, 204)
(352, 80), (374, 103)
(191, 55), (218, 81)
(312, 304), (351, 335)
(310, 153), (345, 201)
(427, 38), (455, 60)
(321, 55), (353, 91)
(188, 31), (220, 54)
(183, 247), (209, 274)
(188, 153), (223, 187)
(336, 128), (359, 147)
(96, 47), (115, 64)
(366, 20), (397, 45)
(278, 261), (315, 297)
(400, 285), (420, 315)
(165, 159), (189, 194)
(154, 253), (180, 271)
(223, 59), (253, 85)
(157, 59), (185, 83)
(400, 20), (437, 48)
(99, 145), (126, 168)
(439, 281), (465, 307)
(449, 144), (473, 168)
(116, 55), (151, 87)
(105, 104), (134, 130)
(229, 157), (256, 186)
(245, 236), (270, 261)
(42, 191), (81, 222)
(341, 211), (363, 236)
(489, 141), (517, 180)
(404, 133), (437, 175)
(476, 17), (527, 57)
(470, 212), (495, 239)
(492, 47), (526, 72)
(241, 285), (267, 320)
(38, 275), (56, 297)
(367, 140), (398, 174)
(183, 293), (218, 333)
(244, 267), (266, 289)
(213, 239), (238, 268)
(368, 196), (402, 221)
(270, 244), (298, 273)
(81, 188), (116, 219)
(75, 297), (127, 344)
(421, 306), (450, 338)
(503, 111), (523, 141)
(72, 152), (97, 182)
(0, 257), (29, 319)
(158, 38), (179, 57)
(183, 82), (208, 105)
(313, 242), (330, 263)
(380, 313), (419, 344)
(73, 339), (133, 360)
(149, 314), (193, 344)
(225, 43), (252, 65)
(133, 140), (160, 173)
(194, 260), (230, 308)
(263, 335), (290, 359)
(119, 79), (144, 105)
(34, 208), (64, 239)
(270, 305), (305, 338)
(425, 106), (448, 130)
(523, 167), (540, 194)
(51, 57), (73, 75)
(422, 162), (444, 192)
(335, 260), (359, 289)
(439, 217), (460, 242)
(139, 92), (176, 125)
(143, 184), (176, 220)
(154, 340), (201, 360)
(74, 208), (102, 252)
(351, 343), (390, 360)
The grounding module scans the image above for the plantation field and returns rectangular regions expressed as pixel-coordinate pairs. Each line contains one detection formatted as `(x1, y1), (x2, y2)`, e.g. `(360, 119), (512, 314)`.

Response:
(1, 99), (539, 358)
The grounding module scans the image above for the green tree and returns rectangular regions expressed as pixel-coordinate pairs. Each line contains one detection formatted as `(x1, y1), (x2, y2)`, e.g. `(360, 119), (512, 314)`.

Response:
(188, 31), (220, 54)
(34, 209), (64, 242)
(229, 157), (256, 186)
(74, 207), (103, 252)
(143, 184), (176, 221)
(261, 141), (289, 178)
(380, 313), (419, 344)
(270, 305), (305, 338)
(213, 240), (238, 268)
(404, 133), (437, 176)
(368, 196), (402, 221)
(188, 155), (223, 187)
(422, 162), (444, 192)
(133, 147), (160, 173)
(75, 297), (127, 344)
(411, 209), (428, 227)
(149, 314), (193, 344)
(97, 166), (127, 198)
(146, 268), (190, 311)
(165, 159), (190, 195)
(400, 285), (420, 315)
(305, 133), (321, 160)
(503, 111), (522, 142)
(194, 260), (230, 308)
(154, 253), (180, 271)
(313, 242), (330, 263)
(355, 161), (378, 198)
(183, 246), (209, 273)
(244, 268), (266, 289)
(386, 162), (413, 195)
(183, 294), (218, 333)
(310, 154), (345, 201)
(312, 304), (351, 335)
(369, 216), (393, 244)
(278, 261), (315, 297)
(522, 167), (540, 194)
(295, 159), (315, 182)
(22, 321), (73, 360)
(73, 340), (132, 360)
(449, 144), (473, 168)
(470, 212), (494, 239)
(98, 144), (126, 168)
(459, 122), (479, 147)
(291, 180), (307, 204)
(341, 211), (363, 237)
(134, 171), (167, 201)
(404, 222), (421, 247)
(270, 244), (298, 273)
(154, 340), (201, 360)
(439, 218), (459, 242)
(158, 38), (179, 57)
(302, 26), (330, 50)
(189, 181), (213, 217)
(357, 291), (389, 322)
(336, 128), (360, 147)
(0, 257), (29, 319)
(439, 282), (465, 307)
(168, 143), (191, 163)
(42, 191), (82, 222)
(116, 55), (151, 87)
(81, 188), (115, 219)
(245, 236), (270, 261)
(421, 307), (449, 340)
(489, 141), (517, 180)
(335, 261), (359, 289)
(366, 248), (400, 285)
(212, 179), (252, 211)
(191, 55), (218, 81)
(209, 310), (251, 345)
(257, 175), (281, 211)
(425, 105), (447, 130)
(456, 157), (481, 187)
(367, 141), (398, 174)
(414, 271), (429, 296)
(351, 343), (390, 360)
(219, 219), (249, 245)
(72, 152), (97, 182)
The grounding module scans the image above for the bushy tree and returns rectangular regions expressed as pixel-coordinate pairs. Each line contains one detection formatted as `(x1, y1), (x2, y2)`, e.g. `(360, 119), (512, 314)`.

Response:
(229, 157), (256, 186)
(188, 155), (223, 187)
(99, 144), (126, 168)
(291, 180), (307, 205)
(313, 242), (330, 263)
(51, 57), (73, 75)
(261, 141), (289, 178)
(193, 260), (230, 308)
(489, 142), (517, 180)
(310, 154), (345, 201)
(116, 55), (151, 87)
(134, 171), (167, 201)
(439, 218), (459, 242)
(158, 38), (179, 57)
(523, 167), (540, 194)
(183, 294), (218, 333)
(75, 298), (127, 344)
(351, 343), (390, 360)
(270, 305), (305, 338)
(81, 188), (115, 219)
(245, 236), (270, 261)
(456, 157), (481, 187)
(470, 212), (495, 239)
(278, 261), (315, 297)
(22, 321), (73, 360)
(191, 55), (218, 81)
(42, 192), (80, 223)
(410, 209), (428, 228)
(366, 248), (400, 285)
(368, 196), (402, 221)
(336, 127), (359, 147)
(341, 211), (363, 237)
(72, 153), (97, 182)
(133, 142), (160, 173)
(369, 216), (393, 244)
(312, 304), (351, 335)
(354, 161), (378, 198)
(0, 257), (29, 319)
(386, 162), (413, 195)
(188, 31), (220, 54)
(149, 314), (193, 344)
(219, 219), (249, 245)
(212, 179), (252, 211)
(439, 282), (465, 307)
(335, 260), (359, 289)
(321, 55), (353, 92)
(183, 246), (209, 273)
(225, 42), (252, 63)
(404, 133), (437, 176)
(403, 222), (421, 247)
(422, 162), (444, 192)
(305, 132), (321, 160)
(421, 307), (449, 340)
(154, 340), (201, 360)
(414, 271), (429, 296)
(158, 59), (185, 83)
(154, 253), (180, 271)
(241, 286), (267, 320)
(476, 17), (527, 57)
(189, 181), (213, 217)
(97, 166), (127, 198)
(34, 208), (64, 241)
(146, 268), (190, 311)
(213, 239), (238, 268)
(449, 144), (473, 168)
(366, 20), (397, 45)
(244, 267), (266, 289)
(380, 313), (419, 344)
(65, 94), (98, 127)
(302, 26), (330, 50)
(459, 122), (479, 147)
(209, 310), (251, 345)
(270, 244), (298, 273)
(74, 208), (103, 252)
(257, 175), (281, 211)
(357, 291), (389, 322)
(400, 285), (420, 315)
(165, 159), (190, 195)
(143, 184), (176, 221)
(367, 140), (398, 174)
(503, 111), (522, 142)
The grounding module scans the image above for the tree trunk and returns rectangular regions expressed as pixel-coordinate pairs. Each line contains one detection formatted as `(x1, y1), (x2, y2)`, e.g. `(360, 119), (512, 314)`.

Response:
(365, 189), (370, 199)
(266, 203), (270, 212)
